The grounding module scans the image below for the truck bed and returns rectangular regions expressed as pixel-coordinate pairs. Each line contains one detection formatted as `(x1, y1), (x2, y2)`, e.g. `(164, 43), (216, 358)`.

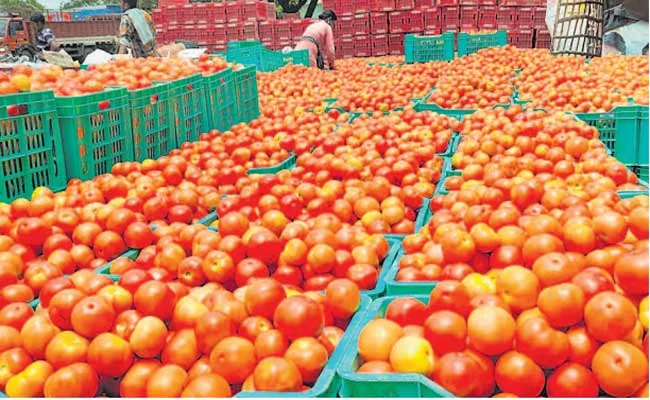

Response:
(46, 18), (120, 39)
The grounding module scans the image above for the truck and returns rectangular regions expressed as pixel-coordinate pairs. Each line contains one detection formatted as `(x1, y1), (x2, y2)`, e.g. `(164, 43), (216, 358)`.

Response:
(0, 13), (119, 62)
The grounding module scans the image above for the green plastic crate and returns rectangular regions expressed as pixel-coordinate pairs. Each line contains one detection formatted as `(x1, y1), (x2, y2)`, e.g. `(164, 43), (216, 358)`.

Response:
(94, 249), (139, 275)
(227, 44), (283, 72)
(56, 87), (133, 181)
(281, 48), (310, 67)
(361, 237), (402, 299)
(384, 245), (439, 296)
(404, 32), (454, 63)
(247, 154), (297, 175)
(637, 105), (648, 164)
(626, 164), (649, 185)
(233, 66), (260, 124)
(227, 39), (262, 50)
(0, 91), (67, 203)
(204, 67), (236, 132)
(457, 30), (508, 57)
(573, 106), (637, 164)
(415, 90), (508, 120)
(128, 83), (174, 162)
(168, 74), (208, 147)
(338, 295), (453, 397)
(237, 294), (371, 398)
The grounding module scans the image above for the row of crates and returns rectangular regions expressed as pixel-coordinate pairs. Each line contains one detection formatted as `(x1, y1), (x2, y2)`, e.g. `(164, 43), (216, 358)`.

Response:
(152, 0), (275, 25)
(332, 6), (547, 37)
(0, 66), (259, 203)
(508, 27), (551, 48)
(335, 34), (407, 58)
(322, 0), (546, 15)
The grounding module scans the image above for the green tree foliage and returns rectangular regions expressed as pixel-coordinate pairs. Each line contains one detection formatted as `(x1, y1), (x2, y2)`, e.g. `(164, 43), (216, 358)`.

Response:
(0, 0), (45, 13)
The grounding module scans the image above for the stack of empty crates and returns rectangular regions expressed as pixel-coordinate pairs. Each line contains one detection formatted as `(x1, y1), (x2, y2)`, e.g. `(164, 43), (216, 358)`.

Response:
(497, 0), (548, 48)
(323, 0), (438, 57)
(153, 0), (276, 52)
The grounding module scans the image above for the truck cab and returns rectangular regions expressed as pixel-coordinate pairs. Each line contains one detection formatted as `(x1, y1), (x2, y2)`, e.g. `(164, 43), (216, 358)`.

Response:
(0, 16), (35, 59)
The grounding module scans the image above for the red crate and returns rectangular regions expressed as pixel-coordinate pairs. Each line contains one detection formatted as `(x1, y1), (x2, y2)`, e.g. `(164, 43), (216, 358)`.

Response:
(242, 21), (259, 39)
(500, 0), (544, 5)
(354, 0), (371, 13)
(532, 6), (546, 28)
(334, 15), (354, 37)
(290, 19), (304, 39)
(424, 7), (439, 27)
(424, 27), (442, 34)
(261, 37), (274, 48)
(436, 0), (458, 6)
(395, 0), (415, 10)
(212, 3), (227, 23)
(275, 19), (292, 39)
(508, 29), (533, 48)
(165, 6), (182, 24)
(323, 0), (336, 10)
(534, 28), (550, 48)
(226, 22), (245, 40)
(515, 6), (534, 28)
(388, 33), (404, 54)
(167, 23), (181, 40)
(152, 9), (163, 24)
(388, 11), (407, 33)
(496, 6), (515, 29)
(440, 6), (459, 30)
(407, 10), (424, 32)
(337, 0), (357, 15)
(336, 37), (355, 58)
(371, 0), (395, 12)
(226, 1), (242, 21)
(181, 5), (195, 24)
(415, 0), (435, 8)
(371, 33), (389, 55)
(158, 0), (184, 7)
(352, 13), (370, 35)
(458, 0), (496, 4)
(477, 5), (496, 27)
(370, 12), (389, 34)
(258, 20), (274, 40)
(354, 35), (371, 56)
(459, 6), (477, 29)
(212, 24), (227, 42)
(238, 0), (275, 20)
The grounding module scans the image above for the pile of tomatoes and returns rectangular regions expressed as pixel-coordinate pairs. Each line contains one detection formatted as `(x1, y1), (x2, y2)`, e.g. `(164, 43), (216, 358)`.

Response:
(353, 105), (649, 397)
(1, 55), (230, 96)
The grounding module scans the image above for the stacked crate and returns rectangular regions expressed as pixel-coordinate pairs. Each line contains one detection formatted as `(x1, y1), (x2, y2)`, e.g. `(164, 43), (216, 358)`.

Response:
(498, 0), (547, 48)
(153, 0), (275, 52)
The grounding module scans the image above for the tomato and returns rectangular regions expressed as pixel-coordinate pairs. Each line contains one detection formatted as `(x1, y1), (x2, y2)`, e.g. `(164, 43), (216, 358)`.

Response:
(385, 297), (429, 326)
(546, 362), (599, 397)
(181, 373), (232, 397)
(0, 302), (33, 330)
(123, 222), (154, 249)
(70, 295), (115, 338)
(161, 328), (200, 370)
(253, 357), (302, 392)
(273, 295), (324, 340)
(120, 360), (161, 397)
(5, 360), (53, 397)
(494, 351), (545, 397)
(133, 280), (175, 320)
(537, 283), (585, 328)
(87, 332), (133, 377)
(427, 280), (472, 318)
(358, 360), (393, 373)
(584, 291), (637, 342)
(357, 318), (403, 362)
(515, 317), (570, 369)
(146, 364), (187, 397)
(467, 305), (515, 356)
(129, 316), (168, 358)
(0, 348), (32, 389)
(254, 329), (289, 359)
(209, 337), (257, 384)
(591, 340), (649, 397)
(285, 337), (329, 383)
(614, 249), (649, 296)
(43, 362), (99, 397)
(45, 331), (88, 369)
(324, 278), (361, 320)
(432, 352), (482, 397)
